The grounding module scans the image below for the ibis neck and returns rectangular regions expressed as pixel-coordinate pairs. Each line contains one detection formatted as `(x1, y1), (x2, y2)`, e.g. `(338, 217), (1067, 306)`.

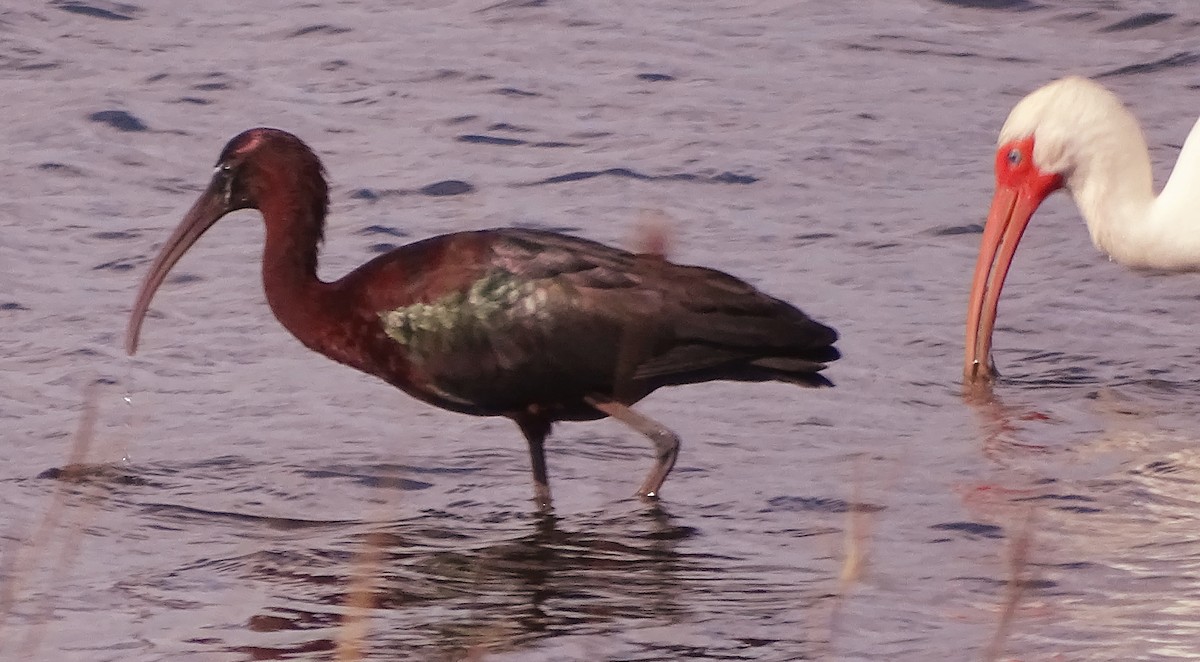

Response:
(1074, 116), (1200, 270)
(259, 202), (333, 342)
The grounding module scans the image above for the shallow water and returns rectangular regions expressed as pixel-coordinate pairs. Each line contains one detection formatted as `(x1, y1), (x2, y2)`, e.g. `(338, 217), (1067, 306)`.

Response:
(3, 0), (1200, 659)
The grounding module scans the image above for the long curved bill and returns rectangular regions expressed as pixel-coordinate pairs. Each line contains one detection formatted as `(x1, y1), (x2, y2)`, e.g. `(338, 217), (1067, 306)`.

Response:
(125, 176), (232, 355)
(963, 180), (1056, 384)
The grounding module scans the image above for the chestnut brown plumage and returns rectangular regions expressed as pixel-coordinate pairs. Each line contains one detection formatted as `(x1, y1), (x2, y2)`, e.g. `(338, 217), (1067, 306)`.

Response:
(126, 128), (839, 508)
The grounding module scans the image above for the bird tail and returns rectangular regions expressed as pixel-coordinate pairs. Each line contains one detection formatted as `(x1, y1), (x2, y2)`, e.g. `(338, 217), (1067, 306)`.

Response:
(631, 302), (840, 389)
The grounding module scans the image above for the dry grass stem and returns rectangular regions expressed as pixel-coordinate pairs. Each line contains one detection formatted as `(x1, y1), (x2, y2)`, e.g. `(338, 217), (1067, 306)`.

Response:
(334, 471), (408, 661)
(1, 382), (108, 659)
(838, 464), (871, 588)
(983, 507), (1036, 662)
(335, 528), (388, 661)
(822, 456), (873, 656)
(613, 210), (673, 402)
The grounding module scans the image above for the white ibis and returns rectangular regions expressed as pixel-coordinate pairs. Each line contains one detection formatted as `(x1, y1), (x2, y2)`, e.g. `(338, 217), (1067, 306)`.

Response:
(964, 76), (1200, 383)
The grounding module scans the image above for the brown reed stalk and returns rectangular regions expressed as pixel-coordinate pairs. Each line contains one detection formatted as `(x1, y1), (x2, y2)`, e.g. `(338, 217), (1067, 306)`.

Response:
(612, 210), (672, 404)
(983, 507), (1036, 662)
(334, 528), (388, 661)
(0, 381), (105, 659)
(822, 455), (873, 658)
(335, 467), (411, 661)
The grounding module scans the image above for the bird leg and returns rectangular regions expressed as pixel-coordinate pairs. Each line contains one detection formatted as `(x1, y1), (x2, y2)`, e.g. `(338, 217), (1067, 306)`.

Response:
(514, 413), (553, 510)
(584, 395), (680, 499)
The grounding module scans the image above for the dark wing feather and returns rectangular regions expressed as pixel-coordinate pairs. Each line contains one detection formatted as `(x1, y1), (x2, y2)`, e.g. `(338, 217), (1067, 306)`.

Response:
(630, 262), (839, 386)
(489, 229), (840, 390)
(366, 228), (837, 412)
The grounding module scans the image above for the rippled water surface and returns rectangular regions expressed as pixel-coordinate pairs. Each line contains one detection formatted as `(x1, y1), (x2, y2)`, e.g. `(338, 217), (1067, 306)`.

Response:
(4, 1), (1200, 660)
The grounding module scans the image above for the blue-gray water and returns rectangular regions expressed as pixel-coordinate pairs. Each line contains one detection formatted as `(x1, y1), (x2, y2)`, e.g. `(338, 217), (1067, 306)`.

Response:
(3, 1), (1200, 660)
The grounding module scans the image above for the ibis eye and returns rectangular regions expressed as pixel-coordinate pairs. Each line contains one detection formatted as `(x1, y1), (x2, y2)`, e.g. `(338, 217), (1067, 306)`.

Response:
(1007, 148), (1022, 166)
(213, 163), (236, 201)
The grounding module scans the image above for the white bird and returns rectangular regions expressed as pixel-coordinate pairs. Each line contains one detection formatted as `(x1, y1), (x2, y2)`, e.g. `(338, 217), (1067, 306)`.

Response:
(964, 76), (1200, 383)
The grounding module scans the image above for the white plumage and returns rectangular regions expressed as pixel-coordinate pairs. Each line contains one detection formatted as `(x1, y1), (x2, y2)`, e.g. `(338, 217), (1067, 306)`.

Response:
(965, 76), (1200, 382)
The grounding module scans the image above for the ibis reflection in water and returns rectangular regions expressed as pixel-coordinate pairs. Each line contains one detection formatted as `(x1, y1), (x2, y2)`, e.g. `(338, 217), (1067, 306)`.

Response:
(126, 128), (840, 508)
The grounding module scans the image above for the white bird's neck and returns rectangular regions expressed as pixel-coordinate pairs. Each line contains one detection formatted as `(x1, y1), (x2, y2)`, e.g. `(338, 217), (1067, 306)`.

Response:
(1073, 115), (1200, 270)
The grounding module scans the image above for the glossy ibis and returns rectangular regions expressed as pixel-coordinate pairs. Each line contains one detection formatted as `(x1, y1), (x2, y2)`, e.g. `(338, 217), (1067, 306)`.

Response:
(126, 128), (840, 507)
(965, 76), (1200, 384)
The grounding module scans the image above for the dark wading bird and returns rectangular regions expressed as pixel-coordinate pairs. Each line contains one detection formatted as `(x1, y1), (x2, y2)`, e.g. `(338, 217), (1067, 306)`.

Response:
(965, 76), (1200, 386)
(126, 128), (840, 508)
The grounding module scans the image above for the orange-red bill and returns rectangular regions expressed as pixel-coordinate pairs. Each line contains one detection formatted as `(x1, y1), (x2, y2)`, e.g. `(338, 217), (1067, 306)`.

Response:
(963, 180), (1062, 383)
(125, 176), (231, 355)
(965, 185), (1024, 382)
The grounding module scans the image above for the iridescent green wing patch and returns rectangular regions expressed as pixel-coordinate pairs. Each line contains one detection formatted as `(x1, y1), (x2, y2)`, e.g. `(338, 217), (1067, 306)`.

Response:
(378, 269), (562, 355)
